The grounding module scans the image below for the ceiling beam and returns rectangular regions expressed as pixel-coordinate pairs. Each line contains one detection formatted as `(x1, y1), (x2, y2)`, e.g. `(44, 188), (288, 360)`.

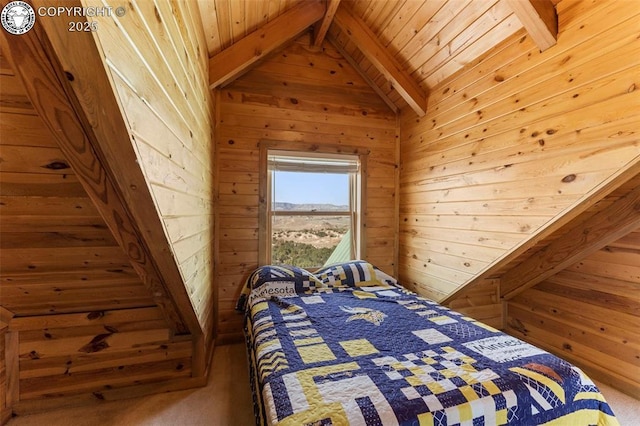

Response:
(312, 0), (342, 49)
(333, 6), (427, 116)
(327, 34), (398, 114)
(209, 0), (325, 88)
(502, 175), (640, 300)
(505, 0), (557, 52)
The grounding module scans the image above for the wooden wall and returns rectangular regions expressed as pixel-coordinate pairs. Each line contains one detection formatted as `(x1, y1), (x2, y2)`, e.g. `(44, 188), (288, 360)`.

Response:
(398, 0), (640, 310)
(215, 33), (398, 342)
(86, 0), (216, 346)
(506, 226), (640, 396)
(0, 48), (192, 415)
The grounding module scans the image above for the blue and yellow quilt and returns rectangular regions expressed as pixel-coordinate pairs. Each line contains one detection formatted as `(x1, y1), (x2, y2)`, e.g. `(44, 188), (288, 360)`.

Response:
(239, 262), (618, 426)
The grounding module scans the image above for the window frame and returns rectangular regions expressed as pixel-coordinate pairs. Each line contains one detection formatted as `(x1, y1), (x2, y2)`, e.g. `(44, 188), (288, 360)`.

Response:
(258, 140), (368, 268)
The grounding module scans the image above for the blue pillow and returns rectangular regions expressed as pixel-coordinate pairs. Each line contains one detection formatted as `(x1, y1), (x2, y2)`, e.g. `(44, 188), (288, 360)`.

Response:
(235, 265), (321, 312)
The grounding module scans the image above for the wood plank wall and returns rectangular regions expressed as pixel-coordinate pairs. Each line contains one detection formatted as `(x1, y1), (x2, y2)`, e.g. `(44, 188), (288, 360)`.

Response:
(398, 0), (640, 321)
(85, 0), (216, 347)
(0, 49), (192, 415)
(215, 33), (398, 342)
(506, 226), (640, 396)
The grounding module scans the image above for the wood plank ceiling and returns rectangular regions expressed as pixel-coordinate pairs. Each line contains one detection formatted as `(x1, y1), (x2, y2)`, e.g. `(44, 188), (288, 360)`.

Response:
(199, 0), (559, 115)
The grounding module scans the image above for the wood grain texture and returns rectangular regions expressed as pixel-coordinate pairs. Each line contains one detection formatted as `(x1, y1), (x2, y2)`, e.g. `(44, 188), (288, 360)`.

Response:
(56, 0), (217, 358)
(399, 0), (640, 303)
(0, 14), (192, 336)
(502, 180), (640, 298)
(209, 0), (325, 87)
(0, 0), (215, 416)
(505, 0), (557, 51)
(333, 5), (427, 116)
(312, 0), (341, 49)
(506, 226), (640, 397)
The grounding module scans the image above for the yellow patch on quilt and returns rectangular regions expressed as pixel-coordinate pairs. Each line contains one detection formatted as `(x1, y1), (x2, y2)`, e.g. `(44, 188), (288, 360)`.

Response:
(539, 410), (620, 426)
(496, 409), (507, 424)
(251, 301), (268, 315)
(510, 367), (566, 403)
(575, 391), (607, 403)
(417, 412), (435, 426)
(352, 290), (377, 299)
(409, 367), (424, 376)
(458, 372), (477, 385)
(294, 337), (324, 347)
(441, 369), (457, 379)
(391, 362), (406, 370)
(426, 381), (446, 394)
(460, 363), (477, 373)
(406, 375), (424, 387)
(473, 321), (499, 333)
(281, 304), (302, 314)
(297, 343), (336, 364)
(340, 339), (379, 357)
(483, 380), (502, 395)
(458, 402), (473, 422)
(460, 385), (478, 402)
(277, 403), (348, 426)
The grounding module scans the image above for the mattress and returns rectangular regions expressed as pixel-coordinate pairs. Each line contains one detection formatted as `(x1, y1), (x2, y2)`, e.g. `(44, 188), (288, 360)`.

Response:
(238, 262), (618, 425)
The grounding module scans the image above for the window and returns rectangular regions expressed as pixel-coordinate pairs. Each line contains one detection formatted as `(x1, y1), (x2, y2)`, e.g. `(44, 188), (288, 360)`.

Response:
(259, 148), (365, 269)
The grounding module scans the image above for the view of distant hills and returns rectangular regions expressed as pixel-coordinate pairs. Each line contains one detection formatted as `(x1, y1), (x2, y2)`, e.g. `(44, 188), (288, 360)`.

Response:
(274, 202), (349, 212)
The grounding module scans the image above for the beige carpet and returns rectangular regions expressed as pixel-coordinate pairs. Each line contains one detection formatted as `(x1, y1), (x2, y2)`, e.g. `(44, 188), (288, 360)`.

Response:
(8, 344), (639, 425)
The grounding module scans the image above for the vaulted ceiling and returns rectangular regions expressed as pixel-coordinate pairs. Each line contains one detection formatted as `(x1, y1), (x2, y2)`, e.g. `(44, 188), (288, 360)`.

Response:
(198, 0), (559, 116)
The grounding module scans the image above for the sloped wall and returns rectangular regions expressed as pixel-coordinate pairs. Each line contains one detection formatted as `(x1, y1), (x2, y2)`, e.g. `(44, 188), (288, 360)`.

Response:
(85, 1), (216, 343)
(0, 48), (191, 415)
(398, 0), (640, 301)
(216, 33), (398, 341)
(506, 226), (640, 396)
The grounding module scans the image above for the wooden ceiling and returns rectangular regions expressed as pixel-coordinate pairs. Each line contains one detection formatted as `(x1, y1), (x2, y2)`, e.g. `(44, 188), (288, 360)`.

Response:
(199, 0), (558, 115)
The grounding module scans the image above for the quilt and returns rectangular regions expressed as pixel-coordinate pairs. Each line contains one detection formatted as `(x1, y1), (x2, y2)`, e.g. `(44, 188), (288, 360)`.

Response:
(239, 262), (619, 426)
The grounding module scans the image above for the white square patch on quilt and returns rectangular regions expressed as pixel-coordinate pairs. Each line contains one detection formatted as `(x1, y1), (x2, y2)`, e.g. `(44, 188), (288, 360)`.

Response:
(412, 328), (453, 345)
(377, 290), (400, 297)
(301, 295), (325, 304)
(401, 386), (421, 400)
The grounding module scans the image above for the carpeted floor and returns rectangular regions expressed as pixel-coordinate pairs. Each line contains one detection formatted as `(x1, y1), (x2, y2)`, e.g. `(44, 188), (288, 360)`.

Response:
(8, 344), (639, 425)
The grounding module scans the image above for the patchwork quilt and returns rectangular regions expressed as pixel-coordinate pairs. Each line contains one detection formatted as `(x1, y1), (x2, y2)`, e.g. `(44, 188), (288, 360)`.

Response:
(239, 262), (619, 426)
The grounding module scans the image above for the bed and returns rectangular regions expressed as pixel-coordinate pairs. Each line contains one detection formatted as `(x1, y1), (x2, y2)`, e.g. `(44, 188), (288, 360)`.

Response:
(236, 261), (619, 425)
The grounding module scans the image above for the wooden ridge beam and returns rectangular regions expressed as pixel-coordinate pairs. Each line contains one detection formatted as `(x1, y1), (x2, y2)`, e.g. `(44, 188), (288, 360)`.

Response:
(312, 0), (342, 49)
(0, 12), (200, 339)
(333, 5), (427, 116)
(505, 0), (557, 52)
(326, 34), (398, 114)
(502, 175), (640, 299)
(209, 0), (325, 88)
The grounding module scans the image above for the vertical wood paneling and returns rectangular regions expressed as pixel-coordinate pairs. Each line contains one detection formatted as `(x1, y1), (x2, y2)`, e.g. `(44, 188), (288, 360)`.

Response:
(398, 0), (640, 303)
(216, 33), (397, 341)
(86, 0), (216, 346)
(506, 227), (640, 397)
